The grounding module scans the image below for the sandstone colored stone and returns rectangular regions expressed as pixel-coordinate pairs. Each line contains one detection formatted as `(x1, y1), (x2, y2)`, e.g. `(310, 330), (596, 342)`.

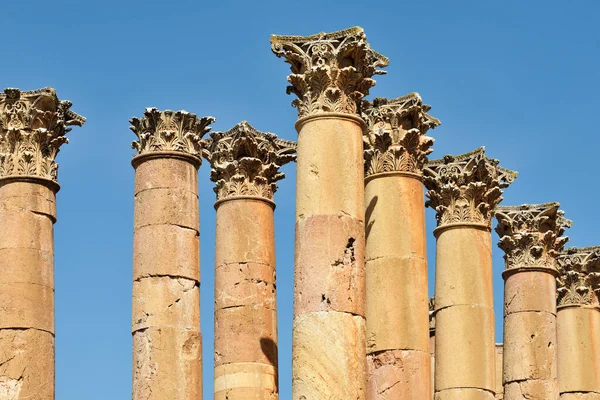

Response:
(0, 247), (53, 287)
(434, 388), (495, 400)
(495, 344), (504, 399)
(134, 157), (199, 195)
(132, 326), (202, 400)
(132, 276), (199, 332)
(292, 311), (366, 400)
(367, 349), (431, 400)
(560, 393), (600, 399)
(133, 224), (200, 281)
(215, 199), (276, 267)
(504, 271), (557, 315)
(504, 379), (559, 399)
(557, 307), (600, 394)
(133, 188), (199, 230)
(214, 363), (277, 398)
(0, 210), (54, 252)
(0, 181), (56, 220)
(434, 305), (495, 392)
(503, 311), (557, 383)
(434, 227), (493, 309)
(215, 262), (276, 310)
(0, 329), (54, 400)
(294, 214), (365, 316)
(0, 283), (54, 332)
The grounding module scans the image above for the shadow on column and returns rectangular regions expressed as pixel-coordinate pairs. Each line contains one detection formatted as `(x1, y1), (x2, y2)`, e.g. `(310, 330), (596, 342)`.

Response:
(365, 195), (378, 240)
(260, 337), (279, 391)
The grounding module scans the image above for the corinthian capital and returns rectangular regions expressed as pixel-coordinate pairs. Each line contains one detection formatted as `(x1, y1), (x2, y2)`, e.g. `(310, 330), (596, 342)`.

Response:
(202, 121), (296, 201)
(0, 87), (86, 182)
(271, 26), (389, 119)
(129, 108), (215, 162)
(495, 203), (571, 271)
(424, 147), (517, 229)
(557, 246), (600, 307)
(363, 93), (440, 178)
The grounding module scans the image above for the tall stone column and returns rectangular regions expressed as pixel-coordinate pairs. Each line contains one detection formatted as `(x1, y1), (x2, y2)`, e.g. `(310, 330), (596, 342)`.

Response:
(362, 94), (440, 399)
(0, 87), (85, 399)
(424, 148), (517, 400)
(430, 298), (436, 400)
(556, 246), (600, 398)
(129, 108), (214, 400)
(203, 121), (296, 399)
(495, 345), (504, 400)
(495, 203), (570, 399)
(271, 27), (389, 399)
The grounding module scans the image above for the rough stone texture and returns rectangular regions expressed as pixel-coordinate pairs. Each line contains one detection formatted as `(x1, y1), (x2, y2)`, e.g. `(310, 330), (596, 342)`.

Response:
(557, 307), (600, 396)
(131, 156), (202, 400)
(0, 181), (56, 400)
(434, 388), (495, 400)
(364, 175), (430, 399)
(495, 344), (504, 399)
(213, 198), (279, 398)
(292, 115), (367, 399)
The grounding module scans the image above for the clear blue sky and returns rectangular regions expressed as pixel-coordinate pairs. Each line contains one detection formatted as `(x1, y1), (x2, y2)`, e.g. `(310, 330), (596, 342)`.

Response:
(1, 1), (599, 398)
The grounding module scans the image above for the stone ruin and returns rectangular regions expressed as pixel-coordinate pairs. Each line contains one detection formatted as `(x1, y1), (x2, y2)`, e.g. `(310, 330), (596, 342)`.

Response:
(0, 26), (598, 400)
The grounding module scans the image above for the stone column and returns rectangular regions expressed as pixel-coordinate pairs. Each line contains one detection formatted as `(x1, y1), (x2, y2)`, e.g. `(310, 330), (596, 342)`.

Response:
(430, 298), (436, 400)
(424, 148), (517, 400)
(495, 203), (570, 399)
(556, 246), (600, 398)
(362, 94), (440, 399)
(0, 87), (85, 399)
(495, 345), (504, 400)
(271, 27), (389, 399)
(203, 121), (296, 399)
(129, 108), (214, 400)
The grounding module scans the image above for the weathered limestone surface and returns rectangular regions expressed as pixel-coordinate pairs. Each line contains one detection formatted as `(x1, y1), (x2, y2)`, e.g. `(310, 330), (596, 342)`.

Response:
(363, 94), (440, 399)
(430, 298), (436, 400)
(130, 108), (214, 400)
(495, 344), (503, 399)
(496, 203), (570, 399)
(0, 87), (84, 400)
(271, 26), (388, 399)
(556, 247), (600, 398)
(424, 148), (517, 399)
(204, 121), (295, 399)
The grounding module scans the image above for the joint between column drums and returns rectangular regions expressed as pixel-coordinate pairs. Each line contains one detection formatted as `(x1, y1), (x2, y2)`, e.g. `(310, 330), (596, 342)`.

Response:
(294, 112), (366, 132)
(0, 176), (60, 194)
(433, 222), (491, 238)
(364, 170), (423, 184)
(213, 195), (276, 210)
(131, 151), (202, 170)
(502, 266), (559, 280)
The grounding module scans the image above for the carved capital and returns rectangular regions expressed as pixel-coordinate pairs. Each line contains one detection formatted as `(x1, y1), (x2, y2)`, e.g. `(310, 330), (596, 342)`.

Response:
(130, 108), (215, 162)
(495, 203), (571, 271)
(202, 121), (296, 201)
(557, 246), (600, 307)
(0, 87), (85, 182)
(424, 147), (517, 229)
(363, 93), (440, 178)
(271, 26), (389, 119)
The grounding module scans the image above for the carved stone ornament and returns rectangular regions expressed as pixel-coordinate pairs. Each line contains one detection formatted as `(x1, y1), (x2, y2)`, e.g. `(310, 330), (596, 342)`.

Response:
(271, 26), (389, 119)
(495, 203), (571, 271)
(202, 121), (296, 201)
(130, 108), (215, 162)
(557, 246), (600, 307)
(363, 93), (440, 178)
(424, 147), (517, 229)
(0, 87), (86, 182)
(429, 297), (435, 334)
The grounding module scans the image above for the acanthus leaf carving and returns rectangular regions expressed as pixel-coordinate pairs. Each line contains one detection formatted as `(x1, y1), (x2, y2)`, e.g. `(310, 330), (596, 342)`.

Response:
(129, 108), (215, 162)
(271, 27), (389, 119)
(557, 246), (600, 307)
(495, 203), (571, 271)
(363, 93), (440, 177)
(424, 147), (517, 229)
(202, 121), (296, 201)
(0, 87), (85, 182)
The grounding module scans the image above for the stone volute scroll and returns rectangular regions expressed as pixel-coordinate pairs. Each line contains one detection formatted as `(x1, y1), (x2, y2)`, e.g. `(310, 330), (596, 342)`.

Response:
(0, 87), (86, 184)
(424, 147), (518, 233)
(270, 26), (389, 120)
(129, 107), (215, 168)
(202, 121), (297, 205)
(495, 203), (572, 275)
(557, 246), (600, 308)
(362, 93), (440, 180)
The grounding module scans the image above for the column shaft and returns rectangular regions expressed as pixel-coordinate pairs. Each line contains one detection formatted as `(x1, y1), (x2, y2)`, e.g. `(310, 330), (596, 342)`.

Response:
(365, 173), (430, 399)
(557, 306), (600, 398)
(0, 180), (57, 400)
(132, 155), (202, 400)
(434, 226), (496, 400)
(213, 199), (278, 399)
(293, 115), (366, 399)
(503, 270), (558, 398)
